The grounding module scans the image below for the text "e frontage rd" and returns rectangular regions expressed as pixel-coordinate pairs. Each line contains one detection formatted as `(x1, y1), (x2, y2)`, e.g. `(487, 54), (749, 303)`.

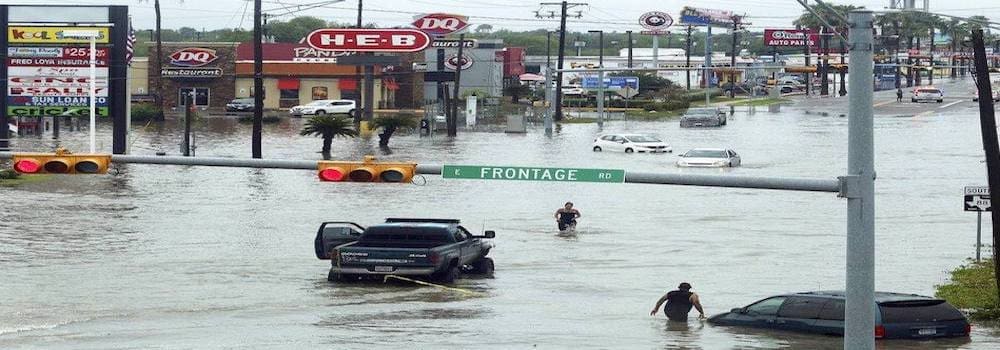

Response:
(442, 165), (626, 183)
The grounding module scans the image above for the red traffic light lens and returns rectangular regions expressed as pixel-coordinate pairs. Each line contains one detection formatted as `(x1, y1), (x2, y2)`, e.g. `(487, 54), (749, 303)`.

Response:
(13, 159), (41, 173)
(43, 160), (70, 173)
(75, 161), (101, 174)
(318, 168), (345, 181)
(380, 170), (405, 183)
(348, 169), (374, 182)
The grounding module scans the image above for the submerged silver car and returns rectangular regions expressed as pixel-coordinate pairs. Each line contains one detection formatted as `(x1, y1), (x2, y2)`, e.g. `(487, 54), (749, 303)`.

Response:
(676, 148), (741, 167)
(680, 107), (727, 127)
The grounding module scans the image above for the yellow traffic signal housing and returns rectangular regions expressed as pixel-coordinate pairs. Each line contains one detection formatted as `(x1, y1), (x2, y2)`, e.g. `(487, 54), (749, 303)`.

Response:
(317, 156), (415, 183)
(12, 149), (111, 174)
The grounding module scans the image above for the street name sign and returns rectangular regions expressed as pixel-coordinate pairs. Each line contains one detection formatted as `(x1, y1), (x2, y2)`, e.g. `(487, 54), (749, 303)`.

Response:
(442, 165), (625, 183)
(964, 186), (991, 212)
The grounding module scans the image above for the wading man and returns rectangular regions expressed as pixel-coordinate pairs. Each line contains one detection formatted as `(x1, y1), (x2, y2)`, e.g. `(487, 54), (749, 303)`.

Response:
(650, 282), (706, 322)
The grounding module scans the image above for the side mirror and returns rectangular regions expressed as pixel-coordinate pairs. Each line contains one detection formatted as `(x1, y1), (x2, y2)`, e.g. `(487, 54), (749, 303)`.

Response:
(483, 230), (496, 238)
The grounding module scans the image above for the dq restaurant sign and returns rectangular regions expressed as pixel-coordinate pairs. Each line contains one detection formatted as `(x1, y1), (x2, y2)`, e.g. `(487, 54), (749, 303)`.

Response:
(163, 47), (223, 78)
(7, 26), (110, 44)
(764, 29), (818, 47)
(306, 28), (432, 52)
(412, 13), (470, 37)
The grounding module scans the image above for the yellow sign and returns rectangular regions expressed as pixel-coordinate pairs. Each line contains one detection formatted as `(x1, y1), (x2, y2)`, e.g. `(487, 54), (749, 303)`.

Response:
(8, 27), (110, 44)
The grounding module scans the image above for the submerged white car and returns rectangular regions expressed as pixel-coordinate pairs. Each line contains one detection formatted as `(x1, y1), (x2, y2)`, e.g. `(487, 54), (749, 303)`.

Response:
(290, 99), (356, 117)
(592, 133), (672, 153)
(911, 87), (944, 103)
(676, 148), (741, 167)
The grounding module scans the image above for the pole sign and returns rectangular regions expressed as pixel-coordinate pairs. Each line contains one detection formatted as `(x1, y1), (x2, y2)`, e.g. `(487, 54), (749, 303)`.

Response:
(7, 26), (110, 44)
(412, 13), (470, 37)
(581, 76), (639, 90)
(965, 186), (992, 212)
(764, 29), (818, 47)
(306, 29), (432, 53)
(679, 7), (736, 28)
(639, 11), (673, 35)
(442, 165), (626, 183)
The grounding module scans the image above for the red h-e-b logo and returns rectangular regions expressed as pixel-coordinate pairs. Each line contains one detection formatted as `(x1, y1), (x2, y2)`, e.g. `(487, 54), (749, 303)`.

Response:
(306, 29), (431, 52)
(169, 48), (219, 67)
(412, 13), (470, 37)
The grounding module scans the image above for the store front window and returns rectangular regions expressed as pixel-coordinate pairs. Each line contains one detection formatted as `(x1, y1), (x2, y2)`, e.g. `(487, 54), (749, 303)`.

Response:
(278, 78), (300, 107)
(178, 87), (210, 107)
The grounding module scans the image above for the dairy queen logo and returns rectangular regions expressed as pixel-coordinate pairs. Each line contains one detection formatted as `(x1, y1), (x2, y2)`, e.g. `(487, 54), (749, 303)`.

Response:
(412, 13), (470, 37)
(169, 48), (219, 67)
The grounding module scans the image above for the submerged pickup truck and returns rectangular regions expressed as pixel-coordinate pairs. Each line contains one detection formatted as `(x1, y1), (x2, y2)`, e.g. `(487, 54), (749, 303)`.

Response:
(314, 218), (496, 283)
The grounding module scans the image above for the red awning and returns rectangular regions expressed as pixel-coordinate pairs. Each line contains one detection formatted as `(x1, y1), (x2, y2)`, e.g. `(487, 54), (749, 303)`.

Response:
(384, 79), (399, 91)
(338, 79), (358, 91)
(278, 78), (299, 89)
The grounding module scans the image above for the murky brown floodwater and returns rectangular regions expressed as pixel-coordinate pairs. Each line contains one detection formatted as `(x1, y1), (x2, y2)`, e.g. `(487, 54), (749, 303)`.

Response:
(2, 80), (999, 349)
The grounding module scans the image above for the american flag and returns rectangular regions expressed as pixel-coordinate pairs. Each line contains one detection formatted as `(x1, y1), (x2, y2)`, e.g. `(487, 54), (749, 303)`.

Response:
(125, 19), (136, 65)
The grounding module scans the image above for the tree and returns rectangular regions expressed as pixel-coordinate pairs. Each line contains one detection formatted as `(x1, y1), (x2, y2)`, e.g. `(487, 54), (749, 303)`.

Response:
(266, 16), (328, 43)
(504, 83), (531, 103)
(300, 115), (358, 157)
(475, 24), (493, 34)
(373, 114), (418, 148)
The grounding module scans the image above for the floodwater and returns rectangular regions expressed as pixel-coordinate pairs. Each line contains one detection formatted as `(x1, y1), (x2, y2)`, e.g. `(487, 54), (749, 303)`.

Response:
(2, 97), (1000, 349)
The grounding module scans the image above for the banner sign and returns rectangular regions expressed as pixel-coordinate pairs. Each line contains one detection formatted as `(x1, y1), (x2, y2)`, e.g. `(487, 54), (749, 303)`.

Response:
(7, 106), (109, 117)
(679, 7), (735, 27)
(8, 77), (108, 89)
(7, 26), (110, 44)
(7, 57), (109, 67)
(7, 96), (108, 107)
(8, 86), (108, 97)
(306, 28), (432, 52)
(7, 66), (109, 78)
(764, 29), (818, 47)
(161, 67), (224, 78)
(581, 76), (639, 90)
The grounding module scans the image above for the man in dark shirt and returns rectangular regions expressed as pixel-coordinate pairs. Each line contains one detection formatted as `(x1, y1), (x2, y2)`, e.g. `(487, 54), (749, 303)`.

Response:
(650, 282), (705, 321)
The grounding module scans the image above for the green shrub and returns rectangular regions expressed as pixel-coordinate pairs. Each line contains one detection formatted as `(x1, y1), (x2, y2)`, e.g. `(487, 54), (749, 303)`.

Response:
(131, 103), (161, 121)
(0, 169), (20, 179)
(935, 259), (1000, 321)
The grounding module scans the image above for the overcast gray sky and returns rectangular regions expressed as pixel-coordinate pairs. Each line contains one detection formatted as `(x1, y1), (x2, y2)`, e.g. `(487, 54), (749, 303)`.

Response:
(6, 0), (998, 32)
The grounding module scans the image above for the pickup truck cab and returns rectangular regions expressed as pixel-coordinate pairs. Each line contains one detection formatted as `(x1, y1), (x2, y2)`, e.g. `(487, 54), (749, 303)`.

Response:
(315, 218), (495, 283)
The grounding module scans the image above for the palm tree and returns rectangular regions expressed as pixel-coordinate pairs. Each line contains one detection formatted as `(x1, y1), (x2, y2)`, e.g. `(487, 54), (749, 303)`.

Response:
(373, 114), (418, 147)
(300, 114), (358, 157)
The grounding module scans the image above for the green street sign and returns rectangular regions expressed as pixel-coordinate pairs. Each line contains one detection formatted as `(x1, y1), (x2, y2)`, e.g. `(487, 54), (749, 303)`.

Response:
(442, 165), (625, 183)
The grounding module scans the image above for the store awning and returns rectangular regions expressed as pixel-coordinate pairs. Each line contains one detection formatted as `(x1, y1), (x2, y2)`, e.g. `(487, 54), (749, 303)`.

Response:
(338, 79), (358, 91)
(278, 78), (300, 89)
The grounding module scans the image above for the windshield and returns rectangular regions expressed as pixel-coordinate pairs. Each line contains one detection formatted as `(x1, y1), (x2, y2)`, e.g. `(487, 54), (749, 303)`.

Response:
(684, 150), (727, 158)
(625, 135), (660, 143)
(687, 108), (717, 115)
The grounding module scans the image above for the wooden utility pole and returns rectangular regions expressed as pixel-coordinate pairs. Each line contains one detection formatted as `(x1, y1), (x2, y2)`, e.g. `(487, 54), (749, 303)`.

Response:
(971, 29), (1000, 301)
(252, 0), (263, 158)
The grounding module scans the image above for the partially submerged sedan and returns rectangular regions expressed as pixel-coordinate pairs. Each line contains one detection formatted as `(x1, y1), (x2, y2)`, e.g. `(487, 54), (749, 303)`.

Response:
(680, 107), (727, 127)
(709, 291), (970, 339)
(676, 148), (741, 167)
(592, 133), (672, 153)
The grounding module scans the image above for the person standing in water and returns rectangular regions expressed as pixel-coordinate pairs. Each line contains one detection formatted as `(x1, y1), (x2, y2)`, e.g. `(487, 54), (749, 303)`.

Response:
(650, 282), (706, 322)
(554, 202), (580, 231)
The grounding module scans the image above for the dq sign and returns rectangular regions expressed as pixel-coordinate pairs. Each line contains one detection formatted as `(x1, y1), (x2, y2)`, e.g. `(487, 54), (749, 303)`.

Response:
(412, 13), (470, 37)
(169, 48), (219, 67)
(306, 29), (432, 53)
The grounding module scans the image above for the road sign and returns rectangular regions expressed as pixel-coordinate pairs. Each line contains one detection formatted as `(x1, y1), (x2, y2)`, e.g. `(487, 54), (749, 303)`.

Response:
(965, 186), (991, 212)
(412, 13), (470, 37)
(442, 165), (625, 183)
(306, 29), (431, 53)
(581, 76), (639, 90)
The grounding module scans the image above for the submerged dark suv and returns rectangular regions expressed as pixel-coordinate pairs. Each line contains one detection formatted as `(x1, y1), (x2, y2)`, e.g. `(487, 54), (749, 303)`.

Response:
(709, 291), (970, 339)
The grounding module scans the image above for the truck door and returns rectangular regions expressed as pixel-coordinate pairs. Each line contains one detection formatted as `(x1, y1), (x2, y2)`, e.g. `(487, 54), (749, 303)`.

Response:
(454, 227), (476, 264)
(314, 222), (364, 259)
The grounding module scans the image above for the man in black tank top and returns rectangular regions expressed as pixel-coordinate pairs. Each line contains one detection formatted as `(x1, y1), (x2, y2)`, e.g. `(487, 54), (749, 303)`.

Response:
(650, 282), (705, 321)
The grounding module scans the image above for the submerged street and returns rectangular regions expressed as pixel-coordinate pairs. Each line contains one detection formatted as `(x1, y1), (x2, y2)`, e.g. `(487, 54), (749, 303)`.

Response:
(2, 78), (999, 349)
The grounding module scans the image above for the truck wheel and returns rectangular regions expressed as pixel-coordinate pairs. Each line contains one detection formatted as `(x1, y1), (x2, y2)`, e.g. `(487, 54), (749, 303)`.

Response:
(327, 270), (342, 282)
(470, 257), (495, 276)
(436, 265), (460, 284)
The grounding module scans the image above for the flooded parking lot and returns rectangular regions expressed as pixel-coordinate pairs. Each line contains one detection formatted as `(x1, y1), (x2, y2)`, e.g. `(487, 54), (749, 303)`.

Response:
(2, 94), (999, 349)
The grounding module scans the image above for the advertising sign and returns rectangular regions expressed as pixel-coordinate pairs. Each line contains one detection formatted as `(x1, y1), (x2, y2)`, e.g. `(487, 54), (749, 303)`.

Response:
(639, 11), (673, 35)
(8, 77), (108, 88)
(8, 66), (109, 78)
(7, 47), (62, 57)
(679, 7), (735, 27)
(430, 39), (478, 48)
(7, 96), (108, 107)
(292, 47), (353, 62)
(581, 76), (640, 90)
(8, 86), (108, 97)
(7, 57), (109, 67)
(7, 26), (110, 44)
(169, 48), (219, 67)
(764, 29), (818, 47)
(412, 13), (470, 37)
(306, 29), (432, 52)
(6, 106), (109, 117)
(445, 53), (473, 71)
(161, 67), (224, 78)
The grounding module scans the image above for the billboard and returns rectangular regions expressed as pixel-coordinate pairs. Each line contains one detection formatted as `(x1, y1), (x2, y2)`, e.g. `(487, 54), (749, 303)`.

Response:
(764, 29), (818, 47)
(678, 7), (736, 27)
(7, 26), (110, 44)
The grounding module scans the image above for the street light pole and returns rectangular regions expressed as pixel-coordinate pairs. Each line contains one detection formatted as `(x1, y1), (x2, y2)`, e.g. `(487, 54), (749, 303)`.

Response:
(627, 30), (633, 68)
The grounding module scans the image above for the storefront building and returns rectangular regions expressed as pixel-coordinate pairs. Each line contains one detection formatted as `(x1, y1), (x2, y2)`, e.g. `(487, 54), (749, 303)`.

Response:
(146, 42), (238, 110)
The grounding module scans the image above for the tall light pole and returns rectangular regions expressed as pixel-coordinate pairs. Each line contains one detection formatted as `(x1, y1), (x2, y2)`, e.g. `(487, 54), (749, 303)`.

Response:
(589, 30), (605, 127)
(627, 30), (634, 68)
(588, 30), (604, 67)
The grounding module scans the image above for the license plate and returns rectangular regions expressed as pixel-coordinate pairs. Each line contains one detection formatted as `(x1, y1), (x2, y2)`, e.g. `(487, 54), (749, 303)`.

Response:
(373, 266), (394, 272)
(918, 328), (936, 336)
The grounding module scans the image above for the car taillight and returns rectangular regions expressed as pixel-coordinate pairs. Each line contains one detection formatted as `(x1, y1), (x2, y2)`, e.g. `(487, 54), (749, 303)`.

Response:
(429, 252), (440, 264)
(875, 325), (885, 339)
(964, 324), (971, 335)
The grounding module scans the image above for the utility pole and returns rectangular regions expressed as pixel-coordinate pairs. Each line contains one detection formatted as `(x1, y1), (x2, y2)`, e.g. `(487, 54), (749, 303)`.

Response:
(821, 31), (830, 96)
(627, 30), (634, 68)
(970, 29), (1000, 307)
(545, 30), (552, 104)
(153, 0), (164, 121)
(252, 0), (263, 158)
(686, 26), (693, 90)
(589, 30), (604, 67)
(589, 30), (605, 127)
(928, 27), (934, 85)
(354, 0), (363, 123)
(538, 1), (586, 121)
(449, 33), (466, 137)
(729, 17), (741, 98)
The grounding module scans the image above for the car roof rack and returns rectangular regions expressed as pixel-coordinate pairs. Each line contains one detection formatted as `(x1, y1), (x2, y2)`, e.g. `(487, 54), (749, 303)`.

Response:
(384, 218), (460, 224)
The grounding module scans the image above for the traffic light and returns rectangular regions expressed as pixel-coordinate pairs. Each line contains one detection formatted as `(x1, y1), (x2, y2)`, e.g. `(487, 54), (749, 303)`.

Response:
(317, 156), (416, 183)
(12, 148), (111, 174)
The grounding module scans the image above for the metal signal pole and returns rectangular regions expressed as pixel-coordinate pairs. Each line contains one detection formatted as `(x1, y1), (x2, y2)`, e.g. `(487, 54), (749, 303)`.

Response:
(252, 0), (263, 158)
